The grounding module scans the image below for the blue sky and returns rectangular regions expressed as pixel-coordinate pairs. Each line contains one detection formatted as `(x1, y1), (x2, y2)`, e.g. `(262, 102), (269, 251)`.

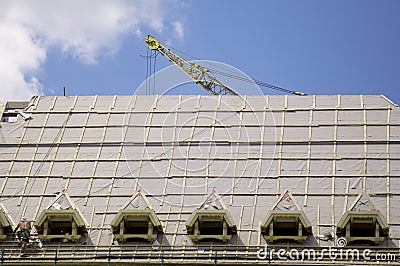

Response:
(1, 1), (400, 104)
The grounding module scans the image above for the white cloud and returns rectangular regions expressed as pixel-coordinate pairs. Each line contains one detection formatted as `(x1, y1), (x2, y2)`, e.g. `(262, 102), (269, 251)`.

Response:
(0, 22), (45, 100)
(172, 21), (185, 40)
(0, 0), (185, 101)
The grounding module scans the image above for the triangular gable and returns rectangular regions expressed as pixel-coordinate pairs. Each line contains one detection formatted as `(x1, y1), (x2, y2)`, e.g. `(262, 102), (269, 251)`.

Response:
(0, 203), (14, 227)
(271, 189), (301, 211)
(47, 192), (76, 210)
(0, 203), (15, 236)
(122, 190), (153, 210)
(198, 188), (226, 211)
(349, 192), (377, 212)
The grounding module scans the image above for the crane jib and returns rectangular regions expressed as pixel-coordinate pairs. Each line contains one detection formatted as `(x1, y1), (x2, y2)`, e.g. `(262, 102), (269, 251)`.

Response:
(145, 35), (306, 96)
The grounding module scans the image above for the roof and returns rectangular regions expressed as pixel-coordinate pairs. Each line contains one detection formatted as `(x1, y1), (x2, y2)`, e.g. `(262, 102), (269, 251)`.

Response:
(0, 94), (399, 264)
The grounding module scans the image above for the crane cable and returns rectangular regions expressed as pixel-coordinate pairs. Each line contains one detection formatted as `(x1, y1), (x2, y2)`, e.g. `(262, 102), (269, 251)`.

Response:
(145, 47), (149, 95)
(144, 48), (159, 95)
(208, 69), (305, 95)
(163, 44), (306, 96)
(152, 51), (158, 95)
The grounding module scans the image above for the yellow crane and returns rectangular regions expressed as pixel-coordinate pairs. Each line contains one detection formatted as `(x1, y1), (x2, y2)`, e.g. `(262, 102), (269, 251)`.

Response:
(146, 35), (306, 96)
(146, 35), (237, 95)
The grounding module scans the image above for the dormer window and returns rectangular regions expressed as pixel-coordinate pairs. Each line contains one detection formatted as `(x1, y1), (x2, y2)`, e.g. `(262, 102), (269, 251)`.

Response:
(0, 203), (14, 241)
(111, 191), (162, 243)
(0, 101), (30, 122)
(186, 189), (236, 243)
(260, 190), (312, 243)
(336, 192), (389, 245)
(35, 192), (88, 243)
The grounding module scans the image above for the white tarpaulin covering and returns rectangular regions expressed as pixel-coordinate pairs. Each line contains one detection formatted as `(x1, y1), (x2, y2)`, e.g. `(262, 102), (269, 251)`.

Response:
(0, 94), (399, 257)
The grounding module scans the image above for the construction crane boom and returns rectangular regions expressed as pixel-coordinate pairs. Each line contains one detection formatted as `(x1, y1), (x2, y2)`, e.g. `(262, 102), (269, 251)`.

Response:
(146, 35), (238, 96)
